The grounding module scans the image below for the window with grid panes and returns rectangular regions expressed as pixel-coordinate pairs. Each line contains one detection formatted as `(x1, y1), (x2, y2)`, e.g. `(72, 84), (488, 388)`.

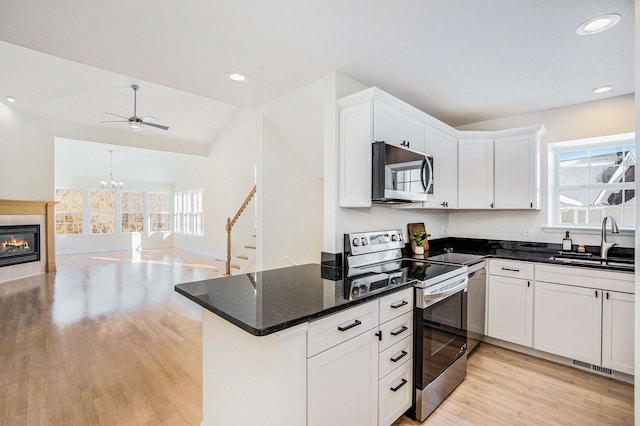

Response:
(90, 190), (115, 233)
(174, 192), (183, 233)
(183, 190), (193, 234)
(194, 189), (204, 236)
(149, 192), (171, 232)
(551, 134), (635, 228)
(54, 189), (83, 234)
(121, 191), (144, 232)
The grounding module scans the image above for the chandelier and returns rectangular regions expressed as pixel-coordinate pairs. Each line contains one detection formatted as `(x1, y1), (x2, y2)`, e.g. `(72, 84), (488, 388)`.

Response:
(100, 150), (124, 190)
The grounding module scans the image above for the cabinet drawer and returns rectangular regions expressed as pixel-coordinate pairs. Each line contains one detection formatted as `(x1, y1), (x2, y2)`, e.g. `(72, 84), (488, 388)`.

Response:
(379, 311), (413, 352)
(308, 300), (379, 357)
(379, 288), (414, 324)
(378, 359), (412, 426)
(379, 336), (412, 379)
(489, 259), (534, 280)
(535, 264), (634, 293)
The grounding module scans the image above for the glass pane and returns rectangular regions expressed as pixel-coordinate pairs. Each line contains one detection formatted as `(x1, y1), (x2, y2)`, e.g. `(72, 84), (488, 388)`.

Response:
(589, 206), (622, 226)
(623, 145), (635, 183)
(558, 150), (589, 186)
(622, 206), (636, 227)
(589, 147), (624, 185)
(558, 189), (588, 225)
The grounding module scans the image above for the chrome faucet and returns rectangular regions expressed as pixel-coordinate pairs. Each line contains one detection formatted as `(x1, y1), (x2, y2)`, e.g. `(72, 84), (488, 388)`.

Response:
(600, 215), (620, 260)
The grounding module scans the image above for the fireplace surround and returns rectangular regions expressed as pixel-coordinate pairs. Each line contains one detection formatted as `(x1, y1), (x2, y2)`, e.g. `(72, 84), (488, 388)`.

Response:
(0, 199), (57, 273)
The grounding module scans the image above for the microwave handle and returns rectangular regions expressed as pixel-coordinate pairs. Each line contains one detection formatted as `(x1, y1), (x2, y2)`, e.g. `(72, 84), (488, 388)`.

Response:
(421, 157), (433, 193)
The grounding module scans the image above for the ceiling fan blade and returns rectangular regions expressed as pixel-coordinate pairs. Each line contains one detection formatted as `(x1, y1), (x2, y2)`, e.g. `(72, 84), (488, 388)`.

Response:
(105, 112), (129, 119)
(100, 120), (129, 123)
(141, 121), (169, 130)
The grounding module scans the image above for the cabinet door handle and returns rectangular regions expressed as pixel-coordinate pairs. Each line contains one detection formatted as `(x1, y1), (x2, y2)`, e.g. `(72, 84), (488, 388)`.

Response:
(375, 331), (382, 341)
(490, 203), (494, 208)
(501, 267), (520, 272)
(530, 202), (533, 208)
(527, 281), (530, 287)
(390, 378), (408, 392)
(337, 319), (361, 332)
(390, 350), (408, 363)
(595, 291), (598, 298)
(391, 325), (408, 336)
(391, 300), (408, 309)
(606, 292), (609, 300)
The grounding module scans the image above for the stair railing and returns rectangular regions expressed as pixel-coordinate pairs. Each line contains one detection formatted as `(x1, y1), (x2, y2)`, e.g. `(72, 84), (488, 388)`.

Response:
(226, 185), (257, 275)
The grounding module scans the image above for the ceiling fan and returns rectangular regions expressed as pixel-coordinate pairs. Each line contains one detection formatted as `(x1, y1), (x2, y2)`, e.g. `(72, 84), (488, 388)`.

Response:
(101, 84), (169, 131)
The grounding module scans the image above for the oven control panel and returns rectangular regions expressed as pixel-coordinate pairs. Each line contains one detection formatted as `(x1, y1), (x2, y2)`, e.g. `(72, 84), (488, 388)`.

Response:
(345, 229), (405, 256)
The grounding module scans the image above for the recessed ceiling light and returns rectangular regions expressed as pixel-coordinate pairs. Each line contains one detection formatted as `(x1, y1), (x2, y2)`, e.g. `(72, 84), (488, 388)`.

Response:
(5, 96), (16, 103)
(225, 72), (249, 82)
(593, 86), (614, 94)
(576, 13), (621, 35)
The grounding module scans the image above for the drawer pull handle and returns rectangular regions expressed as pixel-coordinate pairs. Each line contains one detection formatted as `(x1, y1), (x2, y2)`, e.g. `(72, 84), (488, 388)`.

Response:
(337, 320), (362, 332)
(391, 300), (408, 309)
(391, 325), (408, 336)
(390, 350), (408, 363)
(501, 267), (520, 272)
(390, 379), (408, 392)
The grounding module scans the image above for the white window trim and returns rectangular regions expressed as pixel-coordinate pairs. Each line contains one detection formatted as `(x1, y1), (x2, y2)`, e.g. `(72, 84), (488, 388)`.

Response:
(548, 132), (636, 230)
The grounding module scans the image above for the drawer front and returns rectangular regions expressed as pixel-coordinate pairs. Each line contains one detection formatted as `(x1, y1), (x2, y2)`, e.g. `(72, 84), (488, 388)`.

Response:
(489, 259), (534, 280)
(378, 359), (413, 426)
(535, 263), (634, 293)
(379, 336), (413, 379)
(379, 288), (414, 324)
(308, 300), (379, 357)
(379, 311), (413, 352)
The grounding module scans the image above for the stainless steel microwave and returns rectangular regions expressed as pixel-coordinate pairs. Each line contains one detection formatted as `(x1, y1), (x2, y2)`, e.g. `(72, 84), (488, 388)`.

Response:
(372, 141), (433, 203)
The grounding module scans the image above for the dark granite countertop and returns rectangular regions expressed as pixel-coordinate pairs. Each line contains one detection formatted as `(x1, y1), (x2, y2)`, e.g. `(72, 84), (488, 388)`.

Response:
(422, 237), (635, 272)
(175, 263), (412, 337)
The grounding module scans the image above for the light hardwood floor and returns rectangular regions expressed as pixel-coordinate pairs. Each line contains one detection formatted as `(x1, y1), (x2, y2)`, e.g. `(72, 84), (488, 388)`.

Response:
(0, 249), (634, 425)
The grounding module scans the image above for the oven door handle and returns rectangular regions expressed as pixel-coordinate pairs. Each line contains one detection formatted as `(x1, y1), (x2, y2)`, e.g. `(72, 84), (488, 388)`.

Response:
(423, 277), (468, 302)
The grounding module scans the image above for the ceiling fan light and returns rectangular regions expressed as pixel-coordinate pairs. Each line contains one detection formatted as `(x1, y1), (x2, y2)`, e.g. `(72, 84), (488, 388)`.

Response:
(129, 121), (142, 129)
(5, 96), (16, 103)
(576, 13), (621, 35)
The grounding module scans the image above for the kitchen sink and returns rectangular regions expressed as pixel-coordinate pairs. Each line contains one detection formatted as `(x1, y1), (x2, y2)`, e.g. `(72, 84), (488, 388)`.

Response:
(549, 254), (634, 270)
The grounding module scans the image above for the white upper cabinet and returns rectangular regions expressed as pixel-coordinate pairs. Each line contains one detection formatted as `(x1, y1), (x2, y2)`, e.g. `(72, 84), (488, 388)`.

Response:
(458, 125), (544, 210)
(339, 101), (374, 207)
(494, 133), (539, 209)
(422, 126), (458, 209)
(373, 101), (425, 152)
(458, 138), (494, 209)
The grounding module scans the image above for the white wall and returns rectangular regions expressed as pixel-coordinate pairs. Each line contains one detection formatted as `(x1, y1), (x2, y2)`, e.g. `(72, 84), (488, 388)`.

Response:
(173, 109), (257, 259)
(453, 95), (635, 247)
(257, 78), (327, 270)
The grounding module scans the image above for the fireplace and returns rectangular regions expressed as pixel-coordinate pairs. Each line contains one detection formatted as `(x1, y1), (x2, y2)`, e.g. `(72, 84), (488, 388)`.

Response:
(0, 225), (40, 267)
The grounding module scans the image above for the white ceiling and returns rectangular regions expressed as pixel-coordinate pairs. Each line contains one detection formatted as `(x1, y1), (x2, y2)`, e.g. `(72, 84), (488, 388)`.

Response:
(0, 0), (635, 140)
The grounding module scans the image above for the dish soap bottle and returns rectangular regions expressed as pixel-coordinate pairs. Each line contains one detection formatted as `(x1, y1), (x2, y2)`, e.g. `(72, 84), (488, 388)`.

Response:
(562, 231), (572, 252)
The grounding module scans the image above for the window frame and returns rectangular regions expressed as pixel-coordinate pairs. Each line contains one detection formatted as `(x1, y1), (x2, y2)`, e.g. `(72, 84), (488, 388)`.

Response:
(54, 188), (84, 235)
(148, 192), (171, 233)
(89, 189), (116, 234)
(549, 133), (636, 230)
(121, 190), (145, 233)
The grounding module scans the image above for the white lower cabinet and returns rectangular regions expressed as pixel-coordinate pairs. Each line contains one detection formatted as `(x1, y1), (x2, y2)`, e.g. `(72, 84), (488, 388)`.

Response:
(533, 264), (634, 376)
(307, 289), (414, 426)
(307, 330), (379, 426)
(534, 281), (601, 364)
(602, 291), (635, 375)
(486, 260), (533, 347)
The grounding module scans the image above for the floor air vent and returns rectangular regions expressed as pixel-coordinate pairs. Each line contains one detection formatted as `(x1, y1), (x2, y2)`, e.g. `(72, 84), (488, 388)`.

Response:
(571, 360), (615, 378)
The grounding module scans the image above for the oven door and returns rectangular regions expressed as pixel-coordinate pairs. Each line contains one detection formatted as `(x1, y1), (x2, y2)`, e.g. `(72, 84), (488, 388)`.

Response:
(414, 287), (467, 390)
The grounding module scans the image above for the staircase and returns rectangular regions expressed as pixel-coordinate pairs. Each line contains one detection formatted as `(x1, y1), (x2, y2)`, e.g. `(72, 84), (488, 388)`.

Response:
(226, 186), (257, 275)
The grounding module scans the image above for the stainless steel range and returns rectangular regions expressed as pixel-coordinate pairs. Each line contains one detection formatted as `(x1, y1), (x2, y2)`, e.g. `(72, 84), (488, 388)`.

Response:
(344, 229), (469, 422)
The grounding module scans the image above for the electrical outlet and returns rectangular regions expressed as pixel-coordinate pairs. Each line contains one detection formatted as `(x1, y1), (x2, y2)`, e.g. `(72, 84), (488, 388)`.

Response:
(523, 228), (531, 240)
(441, 225), (447, 236)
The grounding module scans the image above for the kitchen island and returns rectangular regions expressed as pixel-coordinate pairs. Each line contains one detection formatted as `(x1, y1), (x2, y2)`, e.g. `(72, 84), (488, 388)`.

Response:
(175, 263), (414, 426)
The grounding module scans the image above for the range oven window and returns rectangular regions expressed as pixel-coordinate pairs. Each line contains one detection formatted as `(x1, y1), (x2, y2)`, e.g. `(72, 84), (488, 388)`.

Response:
(416, 290), (467, 388)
